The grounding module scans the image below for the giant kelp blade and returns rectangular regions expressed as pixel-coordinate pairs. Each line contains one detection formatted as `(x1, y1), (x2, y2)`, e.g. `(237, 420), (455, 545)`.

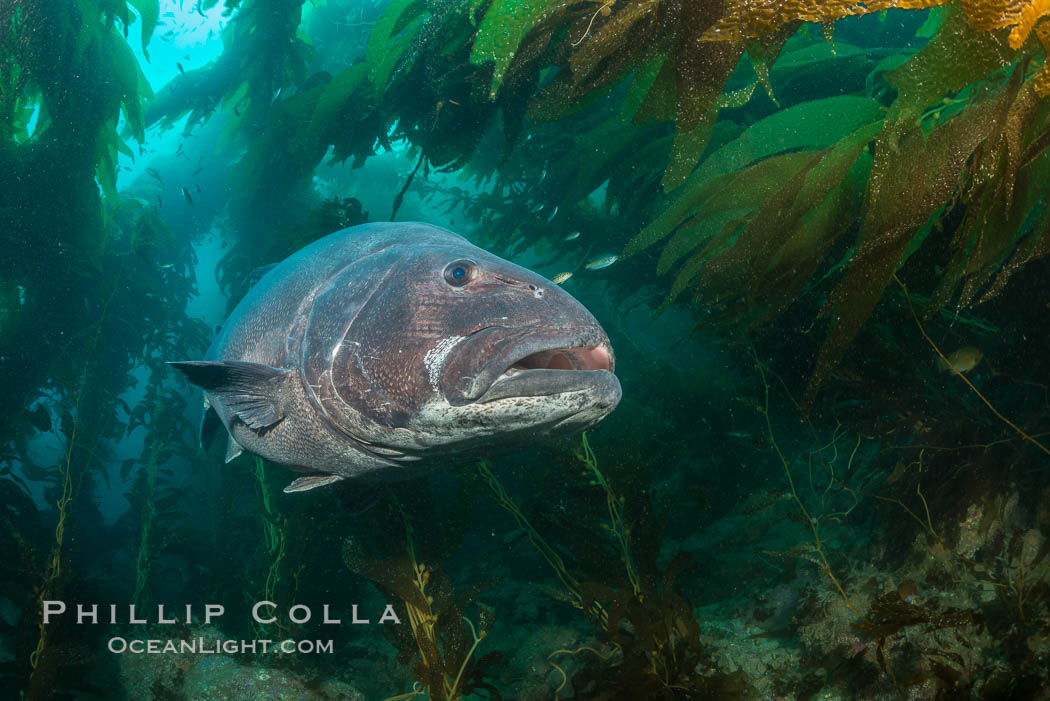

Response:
(655, 152), (819, 273)
(365, 0), (428, 96)
(625, 96), (884, 258)
(804, 97), (1004, 406)
(128, 0), (159, 60)
(887, 3), (1015, 119)
(470, 0), (571, 99)
(660, 3), (742, 190)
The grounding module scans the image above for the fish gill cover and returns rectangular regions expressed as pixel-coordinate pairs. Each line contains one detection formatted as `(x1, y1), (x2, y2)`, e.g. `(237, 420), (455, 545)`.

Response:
(1, 0), (1050, 698)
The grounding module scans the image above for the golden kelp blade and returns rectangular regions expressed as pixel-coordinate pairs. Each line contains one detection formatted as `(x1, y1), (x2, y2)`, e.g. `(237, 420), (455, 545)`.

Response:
(703, 0), (1043, 44)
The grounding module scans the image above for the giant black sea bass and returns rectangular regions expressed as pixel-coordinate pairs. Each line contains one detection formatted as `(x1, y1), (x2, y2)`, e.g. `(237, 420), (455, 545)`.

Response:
(171, 223), (621, 494)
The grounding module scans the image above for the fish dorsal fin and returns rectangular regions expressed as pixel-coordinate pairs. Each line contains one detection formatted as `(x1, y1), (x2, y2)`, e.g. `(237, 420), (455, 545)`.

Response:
(249, 262), (278, 286)
(284, 474), (346, 493)
(169, 360), (290, 430)
(225, 435), (244, 463)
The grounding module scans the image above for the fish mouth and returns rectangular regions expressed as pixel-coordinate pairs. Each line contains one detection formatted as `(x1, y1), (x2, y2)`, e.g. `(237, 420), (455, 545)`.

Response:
(441, 326), (619, 406)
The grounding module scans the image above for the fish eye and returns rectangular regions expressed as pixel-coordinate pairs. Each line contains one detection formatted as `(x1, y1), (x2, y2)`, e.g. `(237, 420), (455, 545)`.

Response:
(443, 259), (477, 287)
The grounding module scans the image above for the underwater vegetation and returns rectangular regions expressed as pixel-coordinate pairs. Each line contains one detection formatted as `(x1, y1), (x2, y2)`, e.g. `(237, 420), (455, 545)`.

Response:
(0, 0), (1049, 698)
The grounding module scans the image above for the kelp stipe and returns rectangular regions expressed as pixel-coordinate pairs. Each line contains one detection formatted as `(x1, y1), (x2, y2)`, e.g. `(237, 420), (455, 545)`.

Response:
(343, 490), (498, 701)
(480, 438), (753, 698)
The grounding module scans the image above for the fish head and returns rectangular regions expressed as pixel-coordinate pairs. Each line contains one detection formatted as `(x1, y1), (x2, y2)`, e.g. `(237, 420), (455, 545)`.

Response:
(310, 225), (621, 459)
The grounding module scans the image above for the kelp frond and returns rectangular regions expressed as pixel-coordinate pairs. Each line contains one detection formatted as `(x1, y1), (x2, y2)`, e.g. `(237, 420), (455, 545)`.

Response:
(706, 0), (1043, 43)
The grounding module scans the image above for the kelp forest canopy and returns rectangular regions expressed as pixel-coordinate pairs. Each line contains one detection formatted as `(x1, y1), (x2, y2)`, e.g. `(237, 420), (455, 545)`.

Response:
(2, 0), (1050, 699)
(3, 0), (1050, 438)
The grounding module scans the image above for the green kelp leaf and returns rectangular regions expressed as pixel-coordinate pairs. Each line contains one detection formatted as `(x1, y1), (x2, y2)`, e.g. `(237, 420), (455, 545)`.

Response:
(471, 0), (571, 99)
(665, 217), (747, 305)
(128, 0), (159, 61)
(300, 63), (368, 156)
(73, 0), (104, 65)
(957, 114), (1050, 305)
(745, 22), (798, 107)
(108, 27), (151, 143)
(887, 4), (1013, 120)
(663, 121), (718, 190)
(768, 40), (872, 86)
(624, 98), (882, 258)
(690, 95), (884, 186)
(665, 137), (864, 312)
(97, 131), (120, 203)
(983, 199), (1050, 303)
(365, 0), (427, 96)
(625, 151), (816, 259)
(658, 207), (753, 275)
(656, 149), (835, 274)
(750, 171), (866, 324)
(915, 6), (943, 38)
(632, 55), (676, 123)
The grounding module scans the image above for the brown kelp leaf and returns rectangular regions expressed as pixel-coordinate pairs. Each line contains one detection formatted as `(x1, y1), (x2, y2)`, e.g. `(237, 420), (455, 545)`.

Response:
(629, 151), (816, 261)
(663, 2), (743, 190)
(922, 68), (1045, 313)
(626, 96), (882, 259)
(887, 4), (1015, 119)
(656, 152), (820, 273)
(567, 0), (661, 85)
(983, 202), (1050, 301)
(747, 21), (800, 105)
(804, 97), (1002, 406)
(1034, 20), (1050, 95)
(703, 0), (946, 42)
(700, 122), (880, 321)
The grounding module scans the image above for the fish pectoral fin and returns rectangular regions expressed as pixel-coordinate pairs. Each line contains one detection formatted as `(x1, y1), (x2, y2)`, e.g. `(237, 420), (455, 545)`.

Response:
(169, 360), (290, 430)
(283, 473), (346, 493)
(225, 435), (244, 464)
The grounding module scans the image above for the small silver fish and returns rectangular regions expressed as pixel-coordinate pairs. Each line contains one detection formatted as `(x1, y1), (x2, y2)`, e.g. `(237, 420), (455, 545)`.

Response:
(564, 231), (580, 241)
(584, 254), (618, 270)
(551, 272), (573, 284)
